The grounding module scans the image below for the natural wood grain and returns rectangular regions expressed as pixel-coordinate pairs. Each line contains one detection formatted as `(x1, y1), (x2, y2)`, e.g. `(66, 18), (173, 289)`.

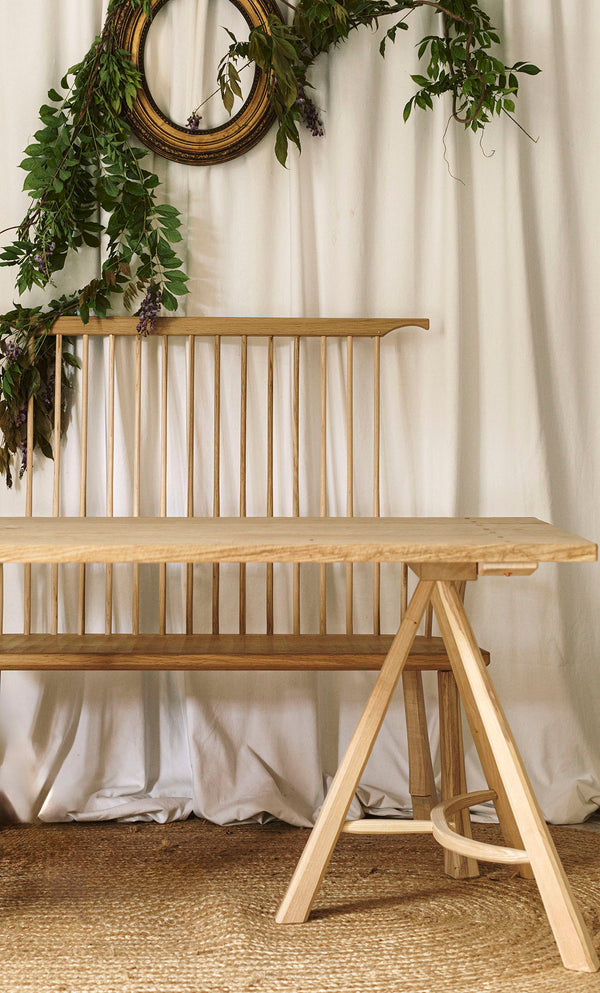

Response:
(373, 335), (381, 636)
(342, 819), (434, 835)
(293, 335), (300, 635)
(239, 335), (247, 635)
(319, 336), (327, 635)
(105, 334), (115, 635)
(51, 333), (63, 636)
(212, 335), (221, 635)
(276, 580), (434, 925)
(24, 350), (34, 636)
(402, 669), (438, 819)
(132, 336), (142, 635)
(433, 586), (533, 878)
(53, 316), (430, 338)
(401, 562), (408, 618)
(159, 335), (168, 635)
(438, 669), (479, 878)
(186, 334), (195, 635)
(433, 580), (599, 973)
(266, 336), (274, 636)
(77, 334), (89, 636)
(346, 335), (354, 635)
(478, 562), (539, 576)
(0, 633), (469, 671)
(430, 789), (529, 864)
(0, 518), (593, 565)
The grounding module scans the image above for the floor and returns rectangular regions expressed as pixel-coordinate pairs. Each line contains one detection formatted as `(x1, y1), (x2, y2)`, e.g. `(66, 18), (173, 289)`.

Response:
(565, 810), (600, 833)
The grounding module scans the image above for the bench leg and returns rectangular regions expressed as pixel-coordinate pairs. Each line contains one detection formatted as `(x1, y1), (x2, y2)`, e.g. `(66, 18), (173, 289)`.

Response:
(275, 579), (435, 925)
(437, 670), (479, 879)
(402, 669), (438, 819)
(432, 580), (599, 973)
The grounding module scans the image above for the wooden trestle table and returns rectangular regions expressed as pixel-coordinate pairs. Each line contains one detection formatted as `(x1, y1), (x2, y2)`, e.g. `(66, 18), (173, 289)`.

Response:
(0, 516), (597, 973)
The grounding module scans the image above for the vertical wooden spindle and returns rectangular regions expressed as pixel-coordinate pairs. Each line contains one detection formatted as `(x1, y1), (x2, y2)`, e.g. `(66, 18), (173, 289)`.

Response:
(105, 334), (115, 634)
(319, 336), (327, 635)
(266, 336), (274, 635)
(212, 335), (221, 634)
(239, 335), (248, 634)
(23, 343), (34, 636)
(132, 335), (142, 634)
(292, 335), (300, 635)
(346, 335), (353, 635)
(186, 334), (195, 635)
(373, 335), (381, 635)
(77, 334), (89, 636)
(51, 333), (63, 635)
(158, 335), (168, 635)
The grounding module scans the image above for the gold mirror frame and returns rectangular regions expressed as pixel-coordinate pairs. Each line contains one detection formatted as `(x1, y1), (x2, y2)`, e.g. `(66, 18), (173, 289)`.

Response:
(113, 0), (279, 165)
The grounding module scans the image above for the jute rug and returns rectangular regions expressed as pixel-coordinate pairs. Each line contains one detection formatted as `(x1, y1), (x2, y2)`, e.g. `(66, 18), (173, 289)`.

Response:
(1, 819), (599, 993)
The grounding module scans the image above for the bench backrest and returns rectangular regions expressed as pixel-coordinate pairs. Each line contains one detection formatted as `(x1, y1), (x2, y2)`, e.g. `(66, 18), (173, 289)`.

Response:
(13, 316), (428, 637)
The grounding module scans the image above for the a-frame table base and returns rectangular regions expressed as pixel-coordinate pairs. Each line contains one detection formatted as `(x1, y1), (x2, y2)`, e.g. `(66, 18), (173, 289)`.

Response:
(275, 578), (599, 974)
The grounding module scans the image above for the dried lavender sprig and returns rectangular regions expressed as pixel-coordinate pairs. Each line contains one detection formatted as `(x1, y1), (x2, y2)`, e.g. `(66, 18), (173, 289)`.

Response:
(295, 85), (324, 137)
(135, 286), (162, 337)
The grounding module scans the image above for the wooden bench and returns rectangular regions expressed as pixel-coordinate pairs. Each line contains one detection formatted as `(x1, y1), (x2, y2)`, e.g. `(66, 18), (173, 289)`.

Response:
(1, 316), (487, 877)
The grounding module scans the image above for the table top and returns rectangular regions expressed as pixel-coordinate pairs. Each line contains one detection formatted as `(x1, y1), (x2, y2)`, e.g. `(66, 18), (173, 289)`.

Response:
(0, 517), (594, 565)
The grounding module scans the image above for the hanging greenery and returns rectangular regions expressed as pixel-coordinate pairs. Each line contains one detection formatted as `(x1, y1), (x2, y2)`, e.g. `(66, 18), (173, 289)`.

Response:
(0, 0), (188, 485)
(215, 0), (540, 165)
(0, 0), (538, 486)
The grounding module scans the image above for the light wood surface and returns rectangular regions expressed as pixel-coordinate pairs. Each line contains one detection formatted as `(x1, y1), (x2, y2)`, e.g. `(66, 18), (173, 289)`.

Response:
(0, 633), (471, 670)
(432, 581), (599, 973)
(438, 669), (479, 879)
(51, 333), (63, 636)
(276, 580), (434, 924)
(0, 517), (593, 565)
(52, 316), (430, 338)
(402, 669), (438, 818)
(342, 819), (434, 835)
(430, 789), (529, 864)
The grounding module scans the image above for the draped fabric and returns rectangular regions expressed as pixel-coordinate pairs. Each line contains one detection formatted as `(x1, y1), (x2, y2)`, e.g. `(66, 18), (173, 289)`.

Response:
(0, 0), (598, 826)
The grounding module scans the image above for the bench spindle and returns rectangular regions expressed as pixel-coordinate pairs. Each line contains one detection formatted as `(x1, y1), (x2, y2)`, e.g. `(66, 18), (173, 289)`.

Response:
(186, 334), (195, 635)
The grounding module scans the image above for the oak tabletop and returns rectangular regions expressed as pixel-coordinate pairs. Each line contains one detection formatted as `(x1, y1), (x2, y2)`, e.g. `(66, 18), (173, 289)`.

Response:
(0, 517), (594, 565)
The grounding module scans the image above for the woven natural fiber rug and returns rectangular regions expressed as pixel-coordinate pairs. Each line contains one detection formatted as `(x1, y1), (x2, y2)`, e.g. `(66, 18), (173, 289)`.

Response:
(1, 819), (599, 993)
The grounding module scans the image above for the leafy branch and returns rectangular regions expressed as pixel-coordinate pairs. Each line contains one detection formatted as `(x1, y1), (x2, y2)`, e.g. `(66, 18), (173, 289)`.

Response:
(0, 0), (189, 484)
(215, 0), (540, 165)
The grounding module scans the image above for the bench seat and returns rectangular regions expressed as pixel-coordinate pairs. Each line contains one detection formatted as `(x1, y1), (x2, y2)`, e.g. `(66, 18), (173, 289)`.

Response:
(0, 633), (490, 671)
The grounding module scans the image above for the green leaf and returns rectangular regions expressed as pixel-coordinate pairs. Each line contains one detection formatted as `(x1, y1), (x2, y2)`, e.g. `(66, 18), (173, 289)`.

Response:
(275, 126), (289, 167)
(160, 288), (178, 311)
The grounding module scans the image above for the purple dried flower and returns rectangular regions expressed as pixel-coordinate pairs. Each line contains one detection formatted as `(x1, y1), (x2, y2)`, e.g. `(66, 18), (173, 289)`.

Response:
(136, 286), (162, 337)
(187, 113), (202, 131)
(4, 340), (22, 363)
(295, 85), (324, 138)
(33, 241), (56, 277)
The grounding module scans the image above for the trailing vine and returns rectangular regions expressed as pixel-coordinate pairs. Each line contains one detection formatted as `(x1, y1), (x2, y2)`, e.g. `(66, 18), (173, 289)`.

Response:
(0, 0), (188, 485)
(215, 0), (540, 165)
(0, 0), (538, 486)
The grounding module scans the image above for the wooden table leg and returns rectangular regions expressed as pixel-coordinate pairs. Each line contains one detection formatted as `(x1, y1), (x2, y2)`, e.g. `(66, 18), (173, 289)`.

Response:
(276, 579), (435, 925)
(432, 580), (599, 973)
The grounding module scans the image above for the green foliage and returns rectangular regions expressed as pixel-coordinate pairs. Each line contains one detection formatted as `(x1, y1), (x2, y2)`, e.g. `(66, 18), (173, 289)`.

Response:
(217, 0), (540, 165)
(0, 0), (188, 483)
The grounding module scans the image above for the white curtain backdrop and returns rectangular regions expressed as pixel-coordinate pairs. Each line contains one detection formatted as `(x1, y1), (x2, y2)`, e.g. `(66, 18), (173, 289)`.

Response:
(0, 0), (598, 827)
